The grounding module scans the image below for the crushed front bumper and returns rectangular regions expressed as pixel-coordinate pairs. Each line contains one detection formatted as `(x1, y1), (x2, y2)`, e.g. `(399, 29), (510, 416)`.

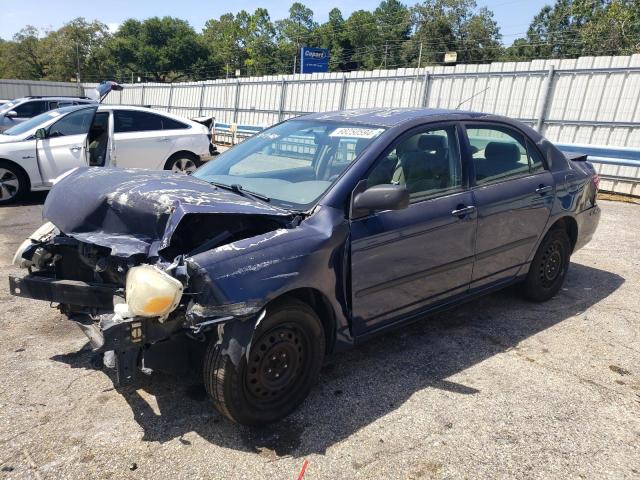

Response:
(9, 274), (116, 309)
(8, 273), (160, 385)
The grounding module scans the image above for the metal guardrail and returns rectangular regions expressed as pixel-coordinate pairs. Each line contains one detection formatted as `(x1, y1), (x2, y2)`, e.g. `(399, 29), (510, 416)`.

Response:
(212, 121), (265, 145)
(556, 143), (640, 196)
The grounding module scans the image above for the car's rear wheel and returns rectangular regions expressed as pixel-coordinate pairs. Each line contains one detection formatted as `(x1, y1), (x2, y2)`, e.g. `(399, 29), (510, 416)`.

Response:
(522, 227), (571, 302)
(0, 161), (29, 205)
(203, 299), (325, 426)
(165, 152), (201, 174)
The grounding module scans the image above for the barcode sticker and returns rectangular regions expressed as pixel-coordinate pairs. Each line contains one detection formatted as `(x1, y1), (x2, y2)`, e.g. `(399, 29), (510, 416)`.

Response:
(329, 127), (384, 139)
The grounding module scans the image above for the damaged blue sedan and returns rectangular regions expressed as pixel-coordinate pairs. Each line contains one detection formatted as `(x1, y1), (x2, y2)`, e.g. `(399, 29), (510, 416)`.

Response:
(9, 108), (601, 425)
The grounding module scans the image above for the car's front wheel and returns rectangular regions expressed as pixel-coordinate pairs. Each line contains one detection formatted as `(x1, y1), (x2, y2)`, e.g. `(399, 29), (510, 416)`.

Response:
(203, 299), (325, 425)
(522, 227), (571, 302)
(0, 161), (29, 205)
(165, 152), (201, 174)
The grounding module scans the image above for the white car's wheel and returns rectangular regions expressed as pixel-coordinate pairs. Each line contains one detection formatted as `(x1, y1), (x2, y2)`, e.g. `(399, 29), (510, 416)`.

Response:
(0, 162), (28, 205)
(166, 153), (201, 174)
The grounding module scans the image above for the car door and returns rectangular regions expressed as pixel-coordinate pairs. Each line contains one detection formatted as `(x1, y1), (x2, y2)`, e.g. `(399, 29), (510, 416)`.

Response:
(86, 111), (111, 167)
(350, 123), (477, 336)
(112, 110), (173, 169)
(464, 123), (554, 289)
(37, 107), (96, 183)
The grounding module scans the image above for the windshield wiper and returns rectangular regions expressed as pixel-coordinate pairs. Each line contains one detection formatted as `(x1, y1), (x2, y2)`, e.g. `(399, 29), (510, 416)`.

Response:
(209, 181), (271, 203)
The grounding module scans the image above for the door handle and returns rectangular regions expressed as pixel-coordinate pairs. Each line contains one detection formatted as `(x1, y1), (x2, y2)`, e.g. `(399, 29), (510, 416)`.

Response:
(70, 146), (82, 152)
(536, 185), (552, 194)
(451, 205), (476, 217)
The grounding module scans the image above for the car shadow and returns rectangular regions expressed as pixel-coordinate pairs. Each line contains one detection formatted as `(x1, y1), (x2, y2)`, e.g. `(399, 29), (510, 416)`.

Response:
(1, 191), (48, 206)
(51, 262), (624, 457)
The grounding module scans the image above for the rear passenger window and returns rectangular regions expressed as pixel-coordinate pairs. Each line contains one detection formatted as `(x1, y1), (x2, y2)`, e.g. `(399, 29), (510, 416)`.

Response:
(366, 125), (462, 200)
(114, 110), (163, 133)
(162, 117), (189, 130)
(466, 126), (543, 184)
(14, 101), (47, 118)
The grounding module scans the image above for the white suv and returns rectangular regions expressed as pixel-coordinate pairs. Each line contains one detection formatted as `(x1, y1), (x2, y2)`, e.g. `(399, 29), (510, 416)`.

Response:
(0, 96), (97, 133)
(0, 104), (215, 204)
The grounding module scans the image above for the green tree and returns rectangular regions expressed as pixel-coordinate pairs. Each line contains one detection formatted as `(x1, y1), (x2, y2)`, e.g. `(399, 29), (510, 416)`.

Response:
(243, 9), (278, 76)
(202, 13), (247, 78)
(506, 0), (640, 60)
(276, 3), (318, 73)
(344, 10), (379, 69)
(409, 0), (502, 65)
(42, 18), (111, 82)
(374, 0), (412, 69)
(106, 17), (207, 82)
(314, 8), (351, 71)
(7, 26), (48, 79)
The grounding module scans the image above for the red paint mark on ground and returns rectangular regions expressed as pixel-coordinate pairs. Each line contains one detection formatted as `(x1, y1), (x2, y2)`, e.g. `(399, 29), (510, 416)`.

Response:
(296, 459), (309, 480)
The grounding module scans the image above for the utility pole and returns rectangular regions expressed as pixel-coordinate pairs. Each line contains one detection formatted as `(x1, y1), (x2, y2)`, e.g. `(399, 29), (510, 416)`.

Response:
(293, 48), (297, 74)
(75, 42), (82, 95)
(417, 42), (423, 69)
(293, 17), (301, 74)
(383, 42), (388, 69)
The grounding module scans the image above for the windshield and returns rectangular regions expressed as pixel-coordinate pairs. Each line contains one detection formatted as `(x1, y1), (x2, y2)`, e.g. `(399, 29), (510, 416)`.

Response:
(0, 99), (21, 114)
(3, 106), (80, 136)
(193, 120), (385, 209)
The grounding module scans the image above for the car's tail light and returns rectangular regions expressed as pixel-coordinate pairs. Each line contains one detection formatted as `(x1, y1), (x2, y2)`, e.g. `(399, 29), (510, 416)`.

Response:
(592, 173), (600, 192)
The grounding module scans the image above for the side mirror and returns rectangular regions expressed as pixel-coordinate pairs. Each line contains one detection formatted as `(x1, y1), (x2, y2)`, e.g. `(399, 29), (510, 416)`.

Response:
(34, 128), (47, 140)
(5, 110), (17, 119)
(353, 184), (410, 214)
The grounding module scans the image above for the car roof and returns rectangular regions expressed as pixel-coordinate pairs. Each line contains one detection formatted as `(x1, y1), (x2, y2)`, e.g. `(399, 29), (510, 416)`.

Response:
(301, 108), (486, 127)
(14, 96), (95, 102)
(98, 105), (157, 112)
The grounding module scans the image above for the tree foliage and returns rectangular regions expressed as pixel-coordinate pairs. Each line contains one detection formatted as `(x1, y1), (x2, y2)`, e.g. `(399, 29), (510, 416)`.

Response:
(0, 0), (638, 83)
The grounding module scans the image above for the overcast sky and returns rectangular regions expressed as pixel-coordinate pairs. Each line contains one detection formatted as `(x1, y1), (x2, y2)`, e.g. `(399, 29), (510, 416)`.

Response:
(0, 0), (550, 44)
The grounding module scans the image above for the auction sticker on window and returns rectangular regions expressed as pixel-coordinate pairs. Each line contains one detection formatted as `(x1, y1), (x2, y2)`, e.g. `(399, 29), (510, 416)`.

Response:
(329, 127), (385, 139)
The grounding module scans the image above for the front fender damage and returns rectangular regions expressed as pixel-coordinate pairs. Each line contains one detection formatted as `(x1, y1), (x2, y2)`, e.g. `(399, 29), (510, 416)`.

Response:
(181, 206), (351, 367)
(214, 309), (266, 367)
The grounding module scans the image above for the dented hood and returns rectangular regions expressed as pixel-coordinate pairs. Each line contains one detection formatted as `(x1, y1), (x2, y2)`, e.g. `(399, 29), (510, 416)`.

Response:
(43, 168), (291, 257)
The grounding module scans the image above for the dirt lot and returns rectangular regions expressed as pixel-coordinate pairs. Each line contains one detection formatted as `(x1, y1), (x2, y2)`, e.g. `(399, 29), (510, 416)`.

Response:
(0, 196), (638, 479)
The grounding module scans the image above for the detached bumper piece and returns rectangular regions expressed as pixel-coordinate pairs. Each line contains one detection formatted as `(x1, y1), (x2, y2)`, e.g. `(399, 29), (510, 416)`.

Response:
(72, 314), (145, 386)
(9, 274), (116, 309)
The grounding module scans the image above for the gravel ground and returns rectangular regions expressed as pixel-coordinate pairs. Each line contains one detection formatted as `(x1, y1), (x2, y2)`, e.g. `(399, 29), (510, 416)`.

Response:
(0, 196), (638, 480)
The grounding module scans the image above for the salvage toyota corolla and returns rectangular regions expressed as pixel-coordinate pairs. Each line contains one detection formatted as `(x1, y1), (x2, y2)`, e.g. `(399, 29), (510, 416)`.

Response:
(9, 108), (601, 425)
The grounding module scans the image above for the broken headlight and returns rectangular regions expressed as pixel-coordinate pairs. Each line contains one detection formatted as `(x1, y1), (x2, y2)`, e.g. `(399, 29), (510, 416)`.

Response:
(12, 221), (58, 268)
(126, 265), (183, 319)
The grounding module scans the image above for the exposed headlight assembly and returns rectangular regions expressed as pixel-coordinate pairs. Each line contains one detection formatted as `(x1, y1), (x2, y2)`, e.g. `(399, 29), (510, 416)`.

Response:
(12, 221), (58, 268)
(126, 265), (183, 320)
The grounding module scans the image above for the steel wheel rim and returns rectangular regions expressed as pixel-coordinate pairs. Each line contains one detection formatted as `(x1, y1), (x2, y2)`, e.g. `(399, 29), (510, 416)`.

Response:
(244, 324), (307, 406)
(0, 168), (19, 200)
(171, 157), (197, 174)
(539, 240), (564, 286)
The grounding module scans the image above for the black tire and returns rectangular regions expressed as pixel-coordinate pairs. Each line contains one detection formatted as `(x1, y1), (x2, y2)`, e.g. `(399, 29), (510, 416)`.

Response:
(203, 299), (325, 426)
(164, 152), (202, 174)
(0, 160), (29, 205)
(522, 227), (571, 302)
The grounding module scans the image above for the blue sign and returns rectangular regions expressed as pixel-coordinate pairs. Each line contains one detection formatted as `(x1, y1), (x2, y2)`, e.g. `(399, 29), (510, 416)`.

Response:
(300, 47), (329, 74)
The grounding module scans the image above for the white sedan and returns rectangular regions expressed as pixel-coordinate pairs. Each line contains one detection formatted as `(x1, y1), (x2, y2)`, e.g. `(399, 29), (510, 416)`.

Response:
(0, 105), (215, 204)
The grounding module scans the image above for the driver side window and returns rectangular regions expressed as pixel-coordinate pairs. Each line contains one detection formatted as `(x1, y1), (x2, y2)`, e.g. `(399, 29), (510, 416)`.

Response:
(49, 109), (95, 137)
(366, 125), (462, 200)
